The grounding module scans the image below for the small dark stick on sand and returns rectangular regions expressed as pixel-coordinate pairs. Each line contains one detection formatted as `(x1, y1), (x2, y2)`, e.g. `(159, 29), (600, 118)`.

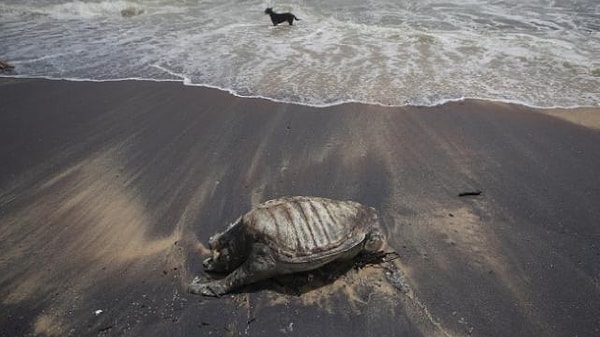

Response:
(458, 190), (482, 197)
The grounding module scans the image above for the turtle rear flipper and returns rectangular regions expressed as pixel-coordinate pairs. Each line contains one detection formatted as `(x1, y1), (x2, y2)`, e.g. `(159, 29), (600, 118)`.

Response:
(363, 228), (385, 253)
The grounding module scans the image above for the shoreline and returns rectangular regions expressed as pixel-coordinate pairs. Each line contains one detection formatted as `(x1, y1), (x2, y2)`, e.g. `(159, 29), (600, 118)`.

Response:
(1, 75), (598, 128)
(1, 78), (599, 337)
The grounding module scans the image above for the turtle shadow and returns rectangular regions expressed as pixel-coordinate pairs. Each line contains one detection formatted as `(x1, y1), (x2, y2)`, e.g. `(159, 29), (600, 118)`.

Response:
(234, 251), (395, 296)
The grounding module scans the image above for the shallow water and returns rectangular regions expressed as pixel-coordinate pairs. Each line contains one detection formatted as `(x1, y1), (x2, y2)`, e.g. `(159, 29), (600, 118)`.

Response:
(1, 0), (599, 107)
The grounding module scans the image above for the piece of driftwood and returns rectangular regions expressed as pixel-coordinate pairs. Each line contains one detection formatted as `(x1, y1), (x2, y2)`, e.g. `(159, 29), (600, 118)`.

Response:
(0, 60), (15, 72)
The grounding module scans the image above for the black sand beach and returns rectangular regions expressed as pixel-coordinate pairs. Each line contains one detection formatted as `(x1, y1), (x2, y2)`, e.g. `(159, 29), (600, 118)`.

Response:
(1, 78), (599, 337)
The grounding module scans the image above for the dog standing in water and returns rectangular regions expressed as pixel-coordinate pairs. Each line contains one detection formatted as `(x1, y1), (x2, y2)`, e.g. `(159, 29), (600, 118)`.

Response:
(264, 8), (301, 26)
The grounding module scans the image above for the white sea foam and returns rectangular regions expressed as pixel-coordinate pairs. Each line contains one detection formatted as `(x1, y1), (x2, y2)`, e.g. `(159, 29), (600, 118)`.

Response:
(1, 0), (598, 108)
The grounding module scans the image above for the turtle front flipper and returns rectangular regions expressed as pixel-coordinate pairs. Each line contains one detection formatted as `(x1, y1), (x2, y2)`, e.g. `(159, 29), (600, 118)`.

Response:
(189, 277), (228, 297)
(190, 243), (278, 297)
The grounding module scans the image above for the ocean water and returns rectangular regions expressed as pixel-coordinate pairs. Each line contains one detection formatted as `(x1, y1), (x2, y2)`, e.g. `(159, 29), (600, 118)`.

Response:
(1, 0), (599, 108)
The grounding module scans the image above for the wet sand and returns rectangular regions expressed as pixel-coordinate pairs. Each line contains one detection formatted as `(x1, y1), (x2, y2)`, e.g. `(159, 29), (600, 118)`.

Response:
(1, 78), (599, 337)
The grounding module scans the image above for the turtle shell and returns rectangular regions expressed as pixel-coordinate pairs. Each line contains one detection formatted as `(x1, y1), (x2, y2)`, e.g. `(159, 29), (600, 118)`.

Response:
(242, 196), (378, 263)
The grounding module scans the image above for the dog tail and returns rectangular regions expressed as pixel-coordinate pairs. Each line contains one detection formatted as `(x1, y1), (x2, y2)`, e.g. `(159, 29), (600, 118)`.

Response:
(294, 15), (301, 21)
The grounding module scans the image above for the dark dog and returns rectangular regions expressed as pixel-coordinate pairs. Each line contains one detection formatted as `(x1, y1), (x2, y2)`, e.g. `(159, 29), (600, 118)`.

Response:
(264, 8), (300, 26)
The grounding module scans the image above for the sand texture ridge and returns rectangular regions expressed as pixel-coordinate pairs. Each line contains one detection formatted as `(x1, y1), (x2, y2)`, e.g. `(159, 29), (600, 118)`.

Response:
(1, 78), (599, 337)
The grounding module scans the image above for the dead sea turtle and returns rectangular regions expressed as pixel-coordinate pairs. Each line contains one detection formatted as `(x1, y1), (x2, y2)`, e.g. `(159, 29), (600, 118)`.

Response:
(190, 196), (384, 296)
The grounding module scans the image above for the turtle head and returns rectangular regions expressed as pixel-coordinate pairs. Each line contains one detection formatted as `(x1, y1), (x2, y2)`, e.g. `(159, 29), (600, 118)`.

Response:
(203, 218), (248, 273)
(203, 234), (235, 273)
